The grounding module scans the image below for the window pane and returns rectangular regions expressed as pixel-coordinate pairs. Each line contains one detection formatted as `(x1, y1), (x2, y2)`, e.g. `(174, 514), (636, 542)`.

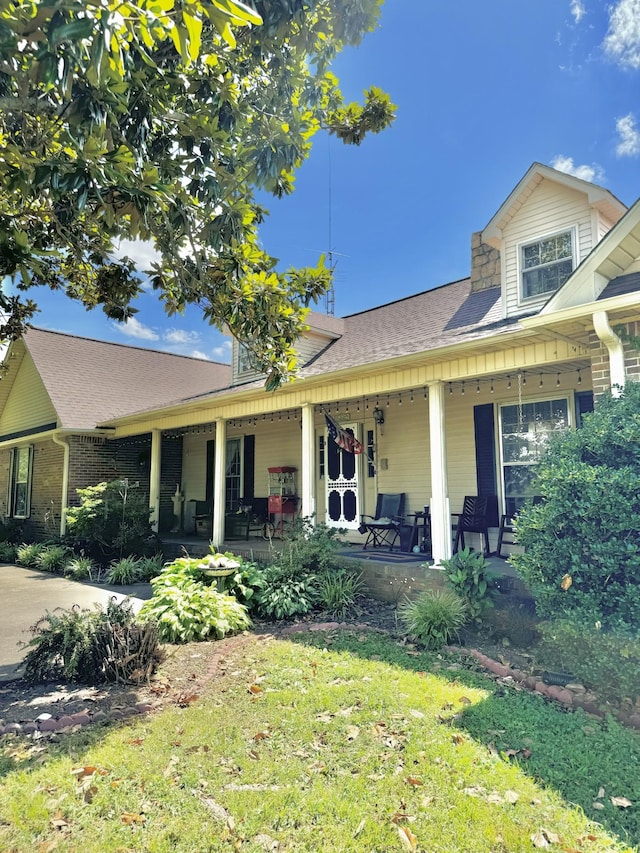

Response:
(501, 399), (568, 515)
(522, 232), (573, 298)
(11, 447), (32, 517)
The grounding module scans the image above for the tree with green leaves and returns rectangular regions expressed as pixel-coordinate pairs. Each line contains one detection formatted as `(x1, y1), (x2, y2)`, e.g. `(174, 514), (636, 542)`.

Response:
(0, 0), (394, 388)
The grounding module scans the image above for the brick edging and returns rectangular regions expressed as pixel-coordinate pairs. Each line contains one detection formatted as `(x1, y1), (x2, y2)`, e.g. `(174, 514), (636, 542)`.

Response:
(448, 646), (640, 732)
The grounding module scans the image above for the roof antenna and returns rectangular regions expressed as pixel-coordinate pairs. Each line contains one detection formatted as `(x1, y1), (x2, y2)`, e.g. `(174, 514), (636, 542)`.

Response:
(325, 137), (335, 317)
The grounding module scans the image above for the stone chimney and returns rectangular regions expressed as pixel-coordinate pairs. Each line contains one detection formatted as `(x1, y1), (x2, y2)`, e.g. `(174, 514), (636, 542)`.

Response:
(470, 231), (501, 292)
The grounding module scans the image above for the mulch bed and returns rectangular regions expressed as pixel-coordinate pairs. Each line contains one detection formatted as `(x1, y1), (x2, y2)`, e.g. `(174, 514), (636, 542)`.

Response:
(1, 596), (638, 735)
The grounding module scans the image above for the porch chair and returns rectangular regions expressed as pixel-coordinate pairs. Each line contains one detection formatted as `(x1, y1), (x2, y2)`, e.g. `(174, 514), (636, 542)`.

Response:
(452, 495), (493, 557)
(192, 499), (212, 537)
(496, 496), (543, 558)
(359, 493), (406, 551)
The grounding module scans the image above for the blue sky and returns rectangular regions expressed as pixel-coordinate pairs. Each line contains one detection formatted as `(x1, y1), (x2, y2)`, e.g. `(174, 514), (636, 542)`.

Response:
(23, 0), (640, 363)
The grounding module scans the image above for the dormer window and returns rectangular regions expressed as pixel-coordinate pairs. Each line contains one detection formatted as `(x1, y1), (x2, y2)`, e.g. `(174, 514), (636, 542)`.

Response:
(237, 343), (260, 375)
(521, 230), (574, 300)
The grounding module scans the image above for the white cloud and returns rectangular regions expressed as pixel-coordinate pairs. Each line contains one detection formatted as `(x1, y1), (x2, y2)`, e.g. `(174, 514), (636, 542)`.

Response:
(164, 328), (201, 345)
(550, 155), (605, 183)
(113, 239), (160, 270)
(190, 349), (210, 360)
(212, 340), (233, 361)
(615, 113), (640, 156)
(603, 0), (640, 68)
(570, 0), (586, 24)
(114, 316), (160, 341)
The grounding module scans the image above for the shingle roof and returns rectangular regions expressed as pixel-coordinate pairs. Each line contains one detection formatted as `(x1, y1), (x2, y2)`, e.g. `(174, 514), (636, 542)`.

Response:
(301, 278), (509, 375)
(598, 271), (640, 301)
(23, 327), (232, 429)
(105, 278), (521, 421)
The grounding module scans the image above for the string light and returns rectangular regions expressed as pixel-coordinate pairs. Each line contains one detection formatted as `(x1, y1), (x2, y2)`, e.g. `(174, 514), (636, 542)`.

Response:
(476, 379), (480, 393)
(490, 378), (494, 394)
(539, 373), (544, 388)
(410, 390), (414, 403)
(449, 382), (453, 395)
(507, 375), (512, 389)
(556, 373), (560, 387)
(398, 394), (402, 406)
(461, 381), (465, 395)
(578, 369), (582, 384)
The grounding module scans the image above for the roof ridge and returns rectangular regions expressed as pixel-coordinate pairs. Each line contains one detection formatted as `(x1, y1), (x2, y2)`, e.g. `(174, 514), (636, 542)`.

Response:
(342, 277), (472, 319)
(26, 325), (230, 367)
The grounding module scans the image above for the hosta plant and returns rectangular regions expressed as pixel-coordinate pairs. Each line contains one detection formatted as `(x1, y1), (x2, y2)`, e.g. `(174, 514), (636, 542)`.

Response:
(138, 555), (251, 643)
(399, 589), (467, 650)
(255, 562), (318, 620)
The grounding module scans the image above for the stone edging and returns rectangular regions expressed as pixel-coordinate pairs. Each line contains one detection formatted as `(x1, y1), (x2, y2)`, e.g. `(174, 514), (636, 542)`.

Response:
(449, 646), (640, 732)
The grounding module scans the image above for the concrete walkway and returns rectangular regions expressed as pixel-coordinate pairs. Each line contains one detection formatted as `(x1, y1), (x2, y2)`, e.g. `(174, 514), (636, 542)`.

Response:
(0, 565), (152, 682)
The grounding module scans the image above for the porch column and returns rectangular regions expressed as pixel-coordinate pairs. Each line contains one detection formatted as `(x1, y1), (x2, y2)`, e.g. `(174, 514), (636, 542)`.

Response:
(212, 418), (226, 546)
(149, 429), (162, 532)
(428, 381), (451, 565)
(301, 403), (316, 523)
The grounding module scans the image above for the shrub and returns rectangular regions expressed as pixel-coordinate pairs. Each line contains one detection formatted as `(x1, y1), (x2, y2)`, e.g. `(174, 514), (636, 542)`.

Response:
(107, 555), (142, 585)
(281, 516), (347, 573)
(65, 478), (158, 562)
(399, 589), (467, 649)
(317, 565), (363, 617)
(0, 519), (23, 544)
(64, 555), (98, 581)
(512, 382), (640, 627)
(22, 598), (161, 684)
(440, 547), (495, 620)
(15, 542), (46, 568)
(138, 555), (251, 642)
(0, 541), (16, 563)
(255, 561), (318, 620)
(536, 618), (640, 705)
(35, 544), (68, 574)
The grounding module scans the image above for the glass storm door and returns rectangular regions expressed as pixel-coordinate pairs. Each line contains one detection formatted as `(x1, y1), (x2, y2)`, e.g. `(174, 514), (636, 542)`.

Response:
(325, 423), (360, 529)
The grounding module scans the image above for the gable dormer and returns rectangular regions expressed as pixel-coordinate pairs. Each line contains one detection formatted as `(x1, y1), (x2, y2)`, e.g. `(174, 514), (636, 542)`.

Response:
(231, 310), (345, 385)
(476, 163), (627, 319)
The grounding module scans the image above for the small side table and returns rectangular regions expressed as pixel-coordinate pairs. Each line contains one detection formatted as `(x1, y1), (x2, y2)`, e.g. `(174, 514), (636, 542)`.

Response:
(409, 511), (431, 554)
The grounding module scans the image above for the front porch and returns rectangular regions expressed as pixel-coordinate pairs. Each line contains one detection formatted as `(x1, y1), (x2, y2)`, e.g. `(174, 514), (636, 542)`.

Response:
(159, 533), (531, 607)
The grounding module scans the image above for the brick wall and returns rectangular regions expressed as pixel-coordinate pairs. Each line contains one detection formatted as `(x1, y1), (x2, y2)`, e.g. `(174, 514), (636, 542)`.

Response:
(590, 321), (640, 401)
(0, 439), (66, 540)
(67, 434), (153, 507)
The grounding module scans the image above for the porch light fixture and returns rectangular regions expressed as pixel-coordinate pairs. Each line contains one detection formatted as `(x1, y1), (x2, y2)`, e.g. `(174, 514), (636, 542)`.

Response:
(373, 406), (385, 427)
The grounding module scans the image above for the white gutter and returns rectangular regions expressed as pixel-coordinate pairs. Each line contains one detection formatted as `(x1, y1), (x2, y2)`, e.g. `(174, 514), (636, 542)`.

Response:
(593, 310), (626, 397)
(51, 431), (70, 536)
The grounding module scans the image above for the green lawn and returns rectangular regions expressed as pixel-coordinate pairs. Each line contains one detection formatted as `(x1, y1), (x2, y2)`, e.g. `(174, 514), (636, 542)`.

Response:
(1, 629), (638, 852)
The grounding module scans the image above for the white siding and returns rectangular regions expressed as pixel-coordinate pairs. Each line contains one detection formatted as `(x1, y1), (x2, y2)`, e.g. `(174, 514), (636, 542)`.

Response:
(368, 397), (430, 518)
(0, 351), (56, 435)
(503, 179), (598, 318)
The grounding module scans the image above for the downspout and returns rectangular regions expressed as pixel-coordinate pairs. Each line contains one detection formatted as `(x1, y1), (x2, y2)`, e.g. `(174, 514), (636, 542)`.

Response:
(593, 310), (626, 397)
(52, 432), (70, 536)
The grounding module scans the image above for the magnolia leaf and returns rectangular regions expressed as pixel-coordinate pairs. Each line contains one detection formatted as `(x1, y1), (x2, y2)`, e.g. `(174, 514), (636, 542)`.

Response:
(560, 573), (573, 591)
(121, 812), (146, 824)
(610, 796), (633, 808)
(530, 832), (551, 848)
(504, 790), (520, 804)
(397, 825), (418, 851)
(345, 725), (360, 741)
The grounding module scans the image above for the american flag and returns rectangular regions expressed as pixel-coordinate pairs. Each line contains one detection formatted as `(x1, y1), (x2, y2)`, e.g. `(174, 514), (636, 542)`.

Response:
(324, 412), (364, 455)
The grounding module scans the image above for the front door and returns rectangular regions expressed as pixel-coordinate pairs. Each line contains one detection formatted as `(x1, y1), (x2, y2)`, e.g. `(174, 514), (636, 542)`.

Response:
(325, 423), (360, 529)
